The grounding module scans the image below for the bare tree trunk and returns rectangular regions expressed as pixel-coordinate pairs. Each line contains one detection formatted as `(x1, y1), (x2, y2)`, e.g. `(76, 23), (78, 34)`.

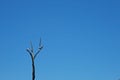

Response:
(26, 39), (43, 80)
(32, 59), (35, 80)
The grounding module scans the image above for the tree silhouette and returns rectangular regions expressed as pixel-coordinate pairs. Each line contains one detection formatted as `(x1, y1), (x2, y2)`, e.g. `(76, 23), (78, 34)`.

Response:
(26, 38), (43, 80)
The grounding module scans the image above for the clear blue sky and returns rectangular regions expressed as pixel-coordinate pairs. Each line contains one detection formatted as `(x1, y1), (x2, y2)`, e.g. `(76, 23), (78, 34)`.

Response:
(0, 0), (120, 80)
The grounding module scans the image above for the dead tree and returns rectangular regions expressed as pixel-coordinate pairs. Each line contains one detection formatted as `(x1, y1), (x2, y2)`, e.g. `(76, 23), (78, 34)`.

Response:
(26, 39), (43, 80)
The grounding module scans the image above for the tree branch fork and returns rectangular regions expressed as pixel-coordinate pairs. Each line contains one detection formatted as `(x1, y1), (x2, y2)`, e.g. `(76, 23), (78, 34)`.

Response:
(26, 39), (43, 80)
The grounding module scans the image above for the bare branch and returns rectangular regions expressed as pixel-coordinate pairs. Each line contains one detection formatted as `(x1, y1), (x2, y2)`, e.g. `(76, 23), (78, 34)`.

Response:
(39, 38), (42, 47)
(26, 38), (43, 80)
(30, 41), (34, 53)
(34, 39), (43, 59)
(26, 48), (33, 59)
(34, 46), (43, 59)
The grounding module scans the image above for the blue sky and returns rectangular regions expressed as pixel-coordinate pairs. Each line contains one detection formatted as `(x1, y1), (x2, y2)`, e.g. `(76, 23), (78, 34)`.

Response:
(0, 0), (120, 80)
